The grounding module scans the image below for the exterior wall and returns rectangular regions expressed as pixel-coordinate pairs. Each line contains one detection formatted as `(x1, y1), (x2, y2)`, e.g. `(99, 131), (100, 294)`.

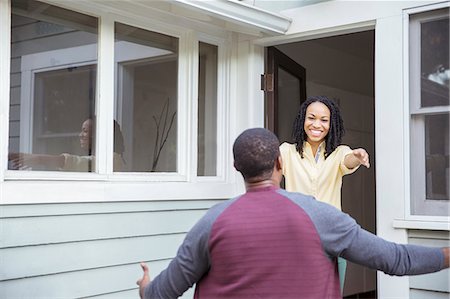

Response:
(0, 1), (266, 298)
(0, 199), (222, 298)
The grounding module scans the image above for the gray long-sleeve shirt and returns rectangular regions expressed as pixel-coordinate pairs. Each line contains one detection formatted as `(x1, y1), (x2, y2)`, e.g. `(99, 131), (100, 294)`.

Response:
(145, 186), (445, 298)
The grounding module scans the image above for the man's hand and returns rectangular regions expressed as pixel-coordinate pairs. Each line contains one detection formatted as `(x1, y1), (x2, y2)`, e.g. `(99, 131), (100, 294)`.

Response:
(136, 262), (151, 299)
(443, 248), (450, 268)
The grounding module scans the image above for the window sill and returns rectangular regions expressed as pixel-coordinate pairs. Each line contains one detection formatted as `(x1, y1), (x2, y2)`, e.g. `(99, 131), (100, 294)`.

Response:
(393, 219), (450, 231)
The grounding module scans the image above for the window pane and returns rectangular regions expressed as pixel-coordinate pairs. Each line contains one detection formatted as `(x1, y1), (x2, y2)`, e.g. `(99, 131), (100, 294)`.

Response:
(421, 12), (449, 107)
(114, 23), (178, 172)
(198, 42), (218, 176)
(425, 113), (449, 201)
(8, 0), (98, 172)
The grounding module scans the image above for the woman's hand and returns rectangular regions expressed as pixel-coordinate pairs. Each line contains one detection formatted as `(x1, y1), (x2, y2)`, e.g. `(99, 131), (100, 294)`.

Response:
(352, 148), (370, 168)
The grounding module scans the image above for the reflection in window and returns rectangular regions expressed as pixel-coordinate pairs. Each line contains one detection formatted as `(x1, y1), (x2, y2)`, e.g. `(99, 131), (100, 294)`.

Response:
(410, 7), (450, 216)
(8, 0), (98, 172)
(198, 42), (218, 176)
(425, 114), (449, 200)
(114, 23), (178, 172)
(420, 13), (449, 107)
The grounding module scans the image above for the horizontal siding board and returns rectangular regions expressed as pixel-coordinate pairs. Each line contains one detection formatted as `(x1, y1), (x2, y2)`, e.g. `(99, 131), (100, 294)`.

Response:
(8, 120), (19, 137)
(8, 137), (19, 153)
(9, 86), (20, 106)
(0, 199), (223, 218)
(1, 209), (206, 248)
(1, 234), (185, 281)
(10, 73), (20, 88)
(410, 289), (450, 299)
(10, 57), (21, 73)
(11, 31), (97, 59)
(11, 15), (36, 27)
(11, 21), (75, 43)
(86, 282), (195, 299)
(0, 200), (222, 297)
(0, 259), (196, 299)
(9, 104), (20, 120)
(409, 237), (450, 293)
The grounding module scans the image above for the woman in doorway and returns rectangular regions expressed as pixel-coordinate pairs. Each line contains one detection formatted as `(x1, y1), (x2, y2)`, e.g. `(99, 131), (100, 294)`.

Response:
(279, 95), (370, 293)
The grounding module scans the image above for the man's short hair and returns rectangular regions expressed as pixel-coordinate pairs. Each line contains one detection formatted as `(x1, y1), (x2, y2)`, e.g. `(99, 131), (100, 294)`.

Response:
(233, 128), (280, 181)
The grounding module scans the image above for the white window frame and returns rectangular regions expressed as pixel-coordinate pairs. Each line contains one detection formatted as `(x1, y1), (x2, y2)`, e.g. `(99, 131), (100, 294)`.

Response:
(1, 2), (238, 204)
(193, 33), (229, 182)
(403, 2), (450, 223)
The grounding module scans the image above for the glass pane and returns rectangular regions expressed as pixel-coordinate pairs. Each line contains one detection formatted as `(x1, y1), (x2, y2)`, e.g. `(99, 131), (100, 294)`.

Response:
(421, 13), (449, 107)
(277, 67), (300, 144)
(114, 23), (178, 172)
(198, 42), (218, 176)
(8, 0), (98, 172)
(425, 113), (449, 200)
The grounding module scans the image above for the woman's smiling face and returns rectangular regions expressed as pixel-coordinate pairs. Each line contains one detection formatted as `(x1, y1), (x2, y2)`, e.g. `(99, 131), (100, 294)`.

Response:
(303, 101), (330, 146)
(79, 119), (92, 150)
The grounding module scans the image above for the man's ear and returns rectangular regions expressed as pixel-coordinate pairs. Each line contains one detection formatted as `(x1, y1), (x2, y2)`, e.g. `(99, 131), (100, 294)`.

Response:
(276, 155), (282, 171)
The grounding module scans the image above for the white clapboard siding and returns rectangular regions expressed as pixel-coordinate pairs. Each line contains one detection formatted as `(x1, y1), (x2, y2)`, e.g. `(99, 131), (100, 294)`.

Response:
(11, 31), (96, 59)
(10, 57), (20, 73)
(0, 199), (223, 298)
(409, 236), (450, 293)
(9, 73), (20, 88)
(7, 120), (19, 137)
(88, 287), (195, 299)
(8, 137), (19, 152)
(11, 21), (74, 44)
(1, 209), (206, 247)
(9, 86), (20, 106)
(1, 234), (185, 280)
(0, 259), (183, 298)
(411, 289), (450, 299)
(11, 14), (36, 27)
(1, 200), (222, 217)
(9, 104), (19, 121)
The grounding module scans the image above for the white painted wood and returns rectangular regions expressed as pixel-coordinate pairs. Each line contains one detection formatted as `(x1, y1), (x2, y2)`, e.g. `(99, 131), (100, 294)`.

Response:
(0, 209), (207, 248)
(1, 233), (185, 280)
(170, 0), (291, 35)
(375, 11), (411, 299)
(8, 137), (19, 153)
(409, 237), (450, 292)
(410, 289), (450, 299)
(393, 220), (450, 231)
(0, 199), (222, 217)
(1, 180), (240, 203)
(0, 259), (174, 298)
(11, 21), (74, 43)
(0, 0), (11, 184)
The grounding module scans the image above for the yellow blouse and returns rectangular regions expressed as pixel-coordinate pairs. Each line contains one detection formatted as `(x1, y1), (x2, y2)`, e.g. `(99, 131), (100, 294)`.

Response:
(280, 142), (359, 210)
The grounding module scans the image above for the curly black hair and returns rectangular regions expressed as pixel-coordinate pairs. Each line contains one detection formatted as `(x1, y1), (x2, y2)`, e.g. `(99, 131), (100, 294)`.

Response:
(292, 96), (345, 159)
(233, 128), (280, 181)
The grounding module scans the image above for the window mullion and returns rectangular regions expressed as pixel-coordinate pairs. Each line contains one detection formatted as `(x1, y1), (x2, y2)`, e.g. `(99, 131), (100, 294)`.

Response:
(97, 16), (115, 175)
(0, 0), (11, 180)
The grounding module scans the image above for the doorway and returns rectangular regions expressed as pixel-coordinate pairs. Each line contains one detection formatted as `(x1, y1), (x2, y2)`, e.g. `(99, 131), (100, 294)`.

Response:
(265, 30), (376, 297)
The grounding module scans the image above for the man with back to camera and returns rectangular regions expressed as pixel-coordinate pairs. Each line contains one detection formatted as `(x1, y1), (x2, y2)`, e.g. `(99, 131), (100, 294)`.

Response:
(137, 128), (450, 298)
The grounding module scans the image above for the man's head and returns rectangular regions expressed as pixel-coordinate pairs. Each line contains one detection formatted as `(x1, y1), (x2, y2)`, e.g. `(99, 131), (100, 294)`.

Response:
(233, 128), (281, 182)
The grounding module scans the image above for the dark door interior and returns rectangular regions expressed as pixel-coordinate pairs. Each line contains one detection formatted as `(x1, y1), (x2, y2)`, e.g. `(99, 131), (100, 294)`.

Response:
(264, 46), (306, 143)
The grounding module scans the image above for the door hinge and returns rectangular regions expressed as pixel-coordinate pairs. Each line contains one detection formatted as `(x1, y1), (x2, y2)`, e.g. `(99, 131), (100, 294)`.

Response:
(261, 73), (273, 92)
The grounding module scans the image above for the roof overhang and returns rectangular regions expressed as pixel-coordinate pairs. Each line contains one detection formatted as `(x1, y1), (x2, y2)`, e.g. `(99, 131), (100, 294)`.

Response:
(171, 0), (292, 35)
(41, 0), (291, 37)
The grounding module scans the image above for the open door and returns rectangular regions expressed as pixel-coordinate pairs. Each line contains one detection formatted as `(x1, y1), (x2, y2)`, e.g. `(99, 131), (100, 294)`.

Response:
(265, 31), (376, 298)
(264, 47), (306, 143)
